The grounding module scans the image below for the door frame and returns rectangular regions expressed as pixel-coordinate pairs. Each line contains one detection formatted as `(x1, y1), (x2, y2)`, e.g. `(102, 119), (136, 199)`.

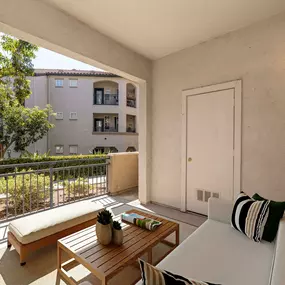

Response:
(180, 80), (242, 212)
(94, 118), (104, 132)
(94, 88), (105, 105)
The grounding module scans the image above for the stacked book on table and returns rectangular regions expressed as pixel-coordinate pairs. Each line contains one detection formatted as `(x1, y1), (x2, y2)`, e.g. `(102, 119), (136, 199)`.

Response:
(122, 212), (162, 231)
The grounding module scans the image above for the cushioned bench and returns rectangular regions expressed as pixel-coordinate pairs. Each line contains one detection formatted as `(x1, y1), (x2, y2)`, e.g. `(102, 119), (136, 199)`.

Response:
(7, 200), (104, 265)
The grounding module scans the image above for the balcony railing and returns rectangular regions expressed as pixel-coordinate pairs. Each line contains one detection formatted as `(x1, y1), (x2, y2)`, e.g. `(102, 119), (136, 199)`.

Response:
(0, 157), (109, 221)
(126, 127), (136, 133)
(93, 127), (118, 133)
(127, 99), (136, 108)
(94, 94), (119, 105)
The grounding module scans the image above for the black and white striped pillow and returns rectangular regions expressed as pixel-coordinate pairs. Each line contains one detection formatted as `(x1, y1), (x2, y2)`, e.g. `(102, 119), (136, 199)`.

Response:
(138, 259), (221, 285)
(231, 192), (270, 242)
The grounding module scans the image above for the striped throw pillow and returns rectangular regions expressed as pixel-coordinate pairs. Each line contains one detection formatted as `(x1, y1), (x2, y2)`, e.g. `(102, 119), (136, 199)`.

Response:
(231, 192), (270, 242)
(138, 259), (221, 285)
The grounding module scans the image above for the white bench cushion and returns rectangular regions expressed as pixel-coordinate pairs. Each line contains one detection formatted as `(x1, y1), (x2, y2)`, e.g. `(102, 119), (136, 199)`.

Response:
(270, 217), (285, 285)
(137, 219), (275, 285)
(9, 200), (104, 244)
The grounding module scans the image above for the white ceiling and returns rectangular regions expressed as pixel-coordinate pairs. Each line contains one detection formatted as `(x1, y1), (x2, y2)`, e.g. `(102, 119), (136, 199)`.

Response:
(44, 0), (285, 60)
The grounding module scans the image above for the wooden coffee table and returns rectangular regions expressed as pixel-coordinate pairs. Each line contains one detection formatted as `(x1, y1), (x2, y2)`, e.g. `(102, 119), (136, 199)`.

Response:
(57, 209), (179, 285)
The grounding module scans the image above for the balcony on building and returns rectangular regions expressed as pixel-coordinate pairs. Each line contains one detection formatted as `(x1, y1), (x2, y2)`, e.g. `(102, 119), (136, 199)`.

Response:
(126, 114), (136, 133)
(126, 83), (136, 108)
(93, 113), (119, 133)
(93, 81), (119, 106)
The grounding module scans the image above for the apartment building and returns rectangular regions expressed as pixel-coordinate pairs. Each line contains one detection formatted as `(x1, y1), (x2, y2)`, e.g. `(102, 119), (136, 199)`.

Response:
(23, 69), (138, 156)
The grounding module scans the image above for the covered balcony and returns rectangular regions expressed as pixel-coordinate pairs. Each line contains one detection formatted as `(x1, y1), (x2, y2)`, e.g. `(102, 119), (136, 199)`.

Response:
(93, 81), (119, 106)
(126, 83), (136, 108)
(2, 1), (285, 285)
(126, 114), (136, 133)
(93, 113), (118, 133)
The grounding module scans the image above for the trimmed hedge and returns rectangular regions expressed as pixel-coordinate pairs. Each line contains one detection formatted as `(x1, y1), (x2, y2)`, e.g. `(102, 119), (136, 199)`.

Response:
(0, 154), (106, 165)
(0, 154), (107, 177)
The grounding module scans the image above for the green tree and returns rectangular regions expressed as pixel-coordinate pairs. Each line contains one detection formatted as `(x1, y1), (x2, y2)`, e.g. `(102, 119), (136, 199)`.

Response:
(0, 34), (54, 157)
(0, 99), (54, 156)
(0, 34), (38, 104)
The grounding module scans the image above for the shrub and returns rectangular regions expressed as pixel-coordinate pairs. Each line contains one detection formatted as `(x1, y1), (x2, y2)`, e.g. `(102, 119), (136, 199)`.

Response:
(0, 169), (51, 215)
(63, 178), (97, 199)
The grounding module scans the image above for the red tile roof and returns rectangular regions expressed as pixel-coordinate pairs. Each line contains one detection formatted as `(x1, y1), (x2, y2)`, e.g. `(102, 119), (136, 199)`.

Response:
(34, 69), (119, 77)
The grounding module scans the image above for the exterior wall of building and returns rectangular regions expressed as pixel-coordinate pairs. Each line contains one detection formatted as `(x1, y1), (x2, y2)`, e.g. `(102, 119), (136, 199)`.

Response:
(25, 74), (138, 156)
(151, 12), (285, 208)
(9, 76), (49, 158)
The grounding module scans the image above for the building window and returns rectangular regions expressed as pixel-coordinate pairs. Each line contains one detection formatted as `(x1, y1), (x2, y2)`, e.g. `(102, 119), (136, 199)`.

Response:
(109, 147), (118, 153)
(93, 146), (118, 154)
(69, 79), (78, 88)
(69, 112), (78, 120)
(55, 145), (64, 154)
(55, 112), (64, 120)
(93, 147), (104, 154)
(55, 79), (63, 87)
(69, 145), (78, 154)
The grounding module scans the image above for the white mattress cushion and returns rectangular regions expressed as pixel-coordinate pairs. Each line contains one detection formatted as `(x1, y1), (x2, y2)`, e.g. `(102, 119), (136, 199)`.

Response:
(9, 200), (104, 244)
(137, 219), (275, 285)
(270, 217), (285, 285)
(208, 197), (233, 224)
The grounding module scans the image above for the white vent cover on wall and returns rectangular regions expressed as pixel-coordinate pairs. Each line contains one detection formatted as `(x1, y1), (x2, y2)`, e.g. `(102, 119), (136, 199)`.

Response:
(69, 112), (78, 120)
(196, 189), (220, 202)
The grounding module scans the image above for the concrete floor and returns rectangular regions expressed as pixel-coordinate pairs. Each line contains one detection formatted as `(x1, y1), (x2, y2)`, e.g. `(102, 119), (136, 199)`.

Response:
(0, 189), (206, 285)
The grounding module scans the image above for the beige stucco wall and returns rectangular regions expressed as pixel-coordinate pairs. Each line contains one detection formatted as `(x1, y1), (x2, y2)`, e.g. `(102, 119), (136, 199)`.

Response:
(108, 152), (138, 194)
(152, 12), (285, 208)
(20, 76), (48, 156)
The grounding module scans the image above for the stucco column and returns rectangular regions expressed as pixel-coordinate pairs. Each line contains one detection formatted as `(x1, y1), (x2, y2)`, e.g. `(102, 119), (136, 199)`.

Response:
(118, 81), (127, 133)
(138, 81), (151, 204)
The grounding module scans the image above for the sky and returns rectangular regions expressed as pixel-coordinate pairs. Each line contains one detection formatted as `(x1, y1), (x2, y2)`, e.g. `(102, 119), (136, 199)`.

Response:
(32, 47), (103, 71)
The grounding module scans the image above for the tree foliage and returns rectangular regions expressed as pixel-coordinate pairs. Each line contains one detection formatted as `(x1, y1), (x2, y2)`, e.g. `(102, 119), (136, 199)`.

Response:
(0, 34), (54, 157)
(0, 100), (54, 154)
(0, 34), (38, 104)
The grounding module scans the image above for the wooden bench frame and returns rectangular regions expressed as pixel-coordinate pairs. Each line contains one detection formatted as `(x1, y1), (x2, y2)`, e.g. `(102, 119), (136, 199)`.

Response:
(7, 217), (97, 266)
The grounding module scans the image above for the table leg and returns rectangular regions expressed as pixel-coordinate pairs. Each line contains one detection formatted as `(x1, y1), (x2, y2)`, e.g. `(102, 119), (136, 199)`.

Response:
(57, 244), (62, 270)
(148, 249), (153, 264)
(175, 226), (180, 246)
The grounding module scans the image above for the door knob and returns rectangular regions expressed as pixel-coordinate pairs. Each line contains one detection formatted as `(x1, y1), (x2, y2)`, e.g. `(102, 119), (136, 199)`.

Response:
(188, 157), (192, 162)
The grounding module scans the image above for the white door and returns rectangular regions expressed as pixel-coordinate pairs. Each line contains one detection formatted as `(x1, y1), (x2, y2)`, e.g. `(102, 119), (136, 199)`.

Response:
(186, 89), (234, 215)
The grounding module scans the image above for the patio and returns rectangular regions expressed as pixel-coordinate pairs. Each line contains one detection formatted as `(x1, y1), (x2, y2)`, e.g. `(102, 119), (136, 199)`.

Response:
(1, 1), (285, 284)
(0, 189), (206, 285)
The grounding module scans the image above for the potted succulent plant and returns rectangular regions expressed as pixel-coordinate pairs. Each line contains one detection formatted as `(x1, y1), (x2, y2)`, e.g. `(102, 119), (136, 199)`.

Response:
(112, 220), (123, 246)
(96, 209), (113, 245)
